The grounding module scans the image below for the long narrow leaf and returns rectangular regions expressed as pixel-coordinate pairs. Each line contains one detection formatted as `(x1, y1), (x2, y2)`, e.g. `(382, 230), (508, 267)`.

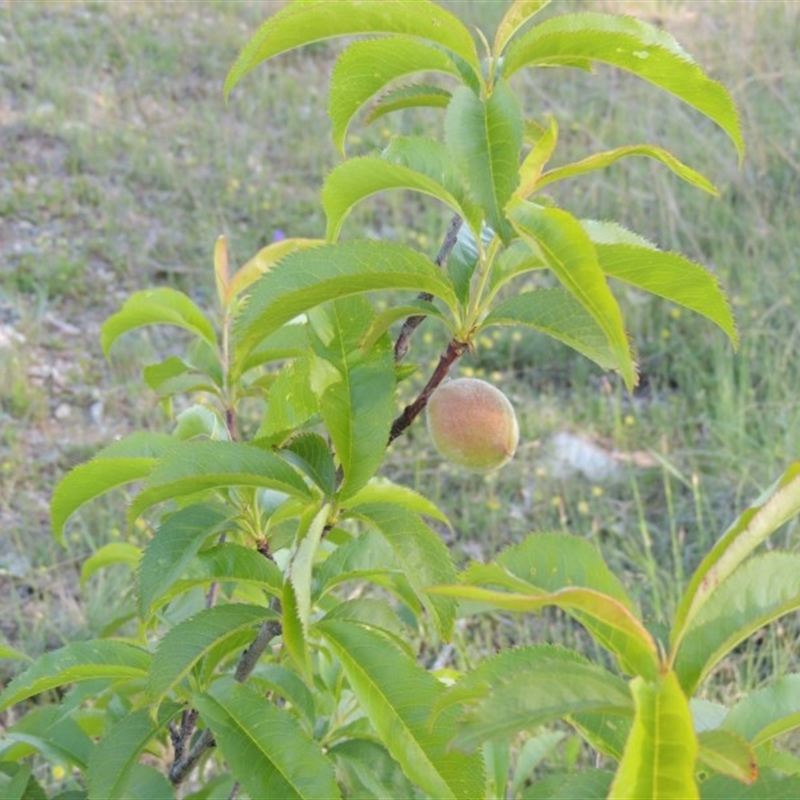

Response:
(538, 144), (717, 195)
(365, 83), (452, 123)
(318, 620), (484, 799)
(234, 241), (459, 359)
(609, 672), (699, 799)
(225, 0), (480, 97)
(329, 37), (459, 153)
(431, 584), (658, 678)
(672, 462), (800, 653)
(148, 604), (277, 701)
(507, 199), (636, 388)
(493, 0), (553, 56)
(502, 12), (744, 162)
(436, 645), (632, 752)
(101, 287), (216, 357)
(723, 674), (800, 748)
(0, 642), (150, 712)
(196, 677), (340, 799)
(445, 80), (523, 239)
(674, 553), (800, 693)
(697, 729), (758, 786)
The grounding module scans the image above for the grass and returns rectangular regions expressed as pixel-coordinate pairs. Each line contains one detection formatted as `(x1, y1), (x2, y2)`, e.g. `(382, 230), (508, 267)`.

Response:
(1, 0), (799, 745)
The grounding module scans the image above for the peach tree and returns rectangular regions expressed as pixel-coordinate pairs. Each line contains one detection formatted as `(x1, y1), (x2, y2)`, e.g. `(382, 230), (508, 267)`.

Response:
(4, 1), (800, 798)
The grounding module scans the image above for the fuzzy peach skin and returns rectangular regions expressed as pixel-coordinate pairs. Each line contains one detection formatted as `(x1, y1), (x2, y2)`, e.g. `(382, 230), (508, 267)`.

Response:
(426, 377), (519, 472)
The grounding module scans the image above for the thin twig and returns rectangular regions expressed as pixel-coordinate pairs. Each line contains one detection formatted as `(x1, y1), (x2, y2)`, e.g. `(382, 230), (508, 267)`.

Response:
(389, 337), (468, 444)
(394, 214), (463, 361)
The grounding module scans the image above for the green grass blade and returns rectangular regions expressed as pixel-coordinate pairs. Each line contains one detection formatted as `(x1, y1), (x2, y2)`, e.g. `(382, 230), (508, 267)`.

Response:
(0, 642), (151, 712)
(148, 604), (277, 701)
(445, 80), (523, 239)
(674, 553), (800, 693)
(610, 672), (699, 799)
(318, 619), (484, 800)
(225, 0), (480, 97)
(507, 199), (636, 388)
(672, 462), (800, 653)
(502, 12), (744, 162)
(86, 704), (181, 800)
(101, 287), (217, 357)
(137, 502), (232, 619)
(196, 677), (340, 800)
(329, 37), (459, 153)
(233, 240), (460, 359)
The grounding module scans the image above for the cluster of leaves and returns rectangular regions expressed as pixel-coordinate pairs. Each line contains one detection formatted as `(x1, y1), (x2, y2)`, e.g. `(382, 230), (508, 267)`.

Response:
(3, 1), (800, 798)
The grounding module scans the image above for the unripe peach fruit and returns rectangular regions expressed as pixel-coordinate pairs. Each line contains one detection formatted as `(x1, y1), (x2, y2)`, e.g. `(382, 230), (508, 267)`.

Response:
(426, 377), (519, 472)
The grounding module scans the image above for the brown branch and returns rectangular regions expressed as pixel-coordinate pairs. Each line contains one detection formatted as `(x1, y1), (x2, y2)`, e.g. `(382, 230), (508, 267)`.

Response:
(389, 337), (468, 444)
(394, 214), (463, 362)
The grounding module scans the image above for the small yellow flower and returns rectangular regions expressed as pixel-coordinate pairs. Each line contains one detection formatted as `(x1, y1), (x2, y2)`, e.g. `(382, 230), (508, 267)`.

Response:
(591, 485), (604, 498)
(577, 500), (590, 515)
(535, 467), (547, 479)
(661, 328), (671, 340)
(461, 366), (475, 377)
(52, 765), (67, 781)
(422, 332), (434, 345)
(512, 331), (523, 343)
(624, 414), (636, 427)
(551, 495), (563, 507)
(669, 307), (682, 320)
(486, 497), (501, 512)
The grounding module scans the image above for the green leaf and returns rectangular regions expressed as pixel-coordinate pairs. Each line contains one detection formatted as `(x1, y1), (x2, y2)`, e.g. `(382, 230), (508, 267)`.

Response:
(701, 775), (800, 799)
(329, 37), (459, 153)
(523, 770), (613, 799)
(329, 739), (419, 799)
(507, 199), (636, 388)
(148, 604), (277, 701)
(228, 238), (324, 302)
(282, 580), (311, 681)
(196, 677), (340, 799)
(539, 144), (718, 195)
(345, 477), (450, 526)
(697, 729), (758, 786)
(308, 298), (396, 500)
(320, 597), (408, 643)
(128, 440), (312, 524)
(438, 645), (632, 752)
(359, 299), (450, 353)
(51, 458), (157, 546)
(674, 553), (800, 693)
(143, 357), (220, 399)
(0, 641), (150, 712)
(101, 287), (216, 357)
(137, 503), (233, 618)
(160, 543), (283, 609)
(582, 218), (738, 344)
(516, 114), (558, 199)
(80, 543), (140, 590)
(224, 0), (480, 98)
(288, 505), (329, 633)
(609, 672), (699, 799)
(511, 731), (565, 796)
(432, 584), (658, 679)
(112, 764), (173, 800)
(323, 156), (473, 242)
(86, 704), (181, 800)
(250, 663), (317, 730)
(0, 644), (32, 662)
(570, 710), (631, 760)
(502, 12), (744, 162)
(482, 288), (618, 372)
(493, 0), (552, 56)
(352, 503), (457, 638)
(318, 620), (484, 800)
(282, 432), (337, 496)
(365, 83), (452, 123)
(672, 462), (800, 654)
(723, 674), (800, 748)
(259, 357), (320, 440)
(234, 241), (459, 359)
(0, 707), (92, 768)
(445, 80), (523, 238)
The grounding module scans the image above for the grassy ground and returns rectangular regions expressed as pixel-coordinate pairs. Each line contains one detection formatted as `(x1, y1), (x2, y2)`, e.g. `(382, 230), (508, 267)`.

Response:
(1, 0), (799, 715)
